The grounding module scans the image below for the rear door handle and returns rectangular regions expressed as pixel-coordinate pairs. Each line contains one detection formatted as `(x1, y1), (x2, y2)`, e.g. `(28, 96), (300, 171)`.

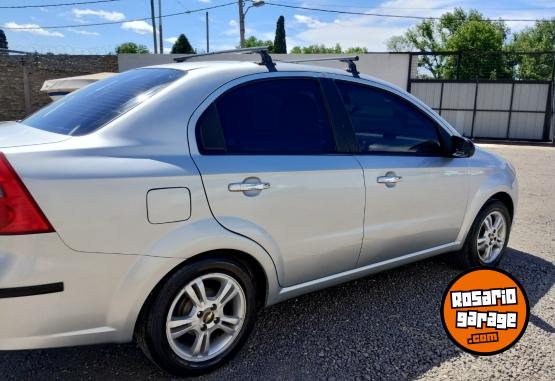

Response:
(377, 175), (402, 184)
(377, 172), (402, 188)
(228, 182), (271, 192)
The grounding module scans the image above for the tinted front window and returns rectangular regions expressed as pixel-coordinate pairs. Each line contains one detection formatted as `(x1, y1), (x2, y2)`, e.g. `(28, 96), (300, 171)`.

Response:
(197, 78), (336, 154)
(23, 68), (184, 136)
(336, 81), (441, 154)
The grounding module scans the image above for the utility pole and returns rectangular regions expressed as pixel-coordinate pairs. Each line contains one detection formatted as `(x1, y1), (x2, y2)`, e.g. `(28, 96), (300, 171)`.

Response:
(206, 12), (210, 53)
(238, 0), (245, 48)
(150, 0), (158, 54)
(158, 0), (163, 54)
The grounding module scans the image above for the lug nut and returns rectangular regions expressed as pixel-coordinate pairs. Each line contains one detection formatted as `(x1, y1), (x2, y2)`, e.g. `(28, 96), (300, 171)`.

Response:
(211, 304), (217, 311)
(197, 311), (203, 318)
(201, 324), (207, 331)
(214, 317), (220, 324)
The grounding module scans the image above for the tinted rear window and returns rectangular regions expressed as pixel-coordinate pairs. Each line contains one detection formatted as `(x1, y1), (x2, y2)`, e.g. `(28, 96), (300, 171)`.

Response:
(197, 78), (336, 154)
(23, 68), (184, 136)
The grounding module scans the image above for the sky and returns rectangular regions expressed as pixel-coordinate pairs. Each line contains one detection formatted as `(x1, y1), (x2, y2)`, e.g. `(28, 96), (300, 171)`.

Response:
(1, 0), (554, 54)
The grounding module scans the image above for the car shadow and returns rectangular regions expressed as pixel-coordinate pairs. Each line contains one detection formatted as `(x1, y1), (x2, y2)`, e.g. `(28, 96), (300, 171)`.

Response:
(1, 247), (553, 380)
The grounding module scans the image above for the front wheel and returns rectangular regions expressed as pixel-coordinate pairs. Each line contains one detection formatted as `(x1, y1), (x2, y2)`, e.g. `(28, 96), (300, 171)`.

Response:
(137, 257), (258, 376)
(456, 200), (512, 268)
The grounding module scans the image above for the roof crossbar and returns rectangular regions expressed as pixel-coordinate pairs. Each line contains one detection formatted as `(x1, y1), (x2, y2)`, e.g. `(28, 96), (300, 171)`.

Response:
(174, 46), (275, 71)
(286, 55), (360, 77)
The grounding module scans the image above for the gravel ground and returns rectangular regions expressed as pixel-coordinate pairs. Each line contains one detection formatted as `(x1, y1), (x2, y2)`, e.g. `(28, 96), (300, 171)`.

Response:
(1, 144), (554, 380)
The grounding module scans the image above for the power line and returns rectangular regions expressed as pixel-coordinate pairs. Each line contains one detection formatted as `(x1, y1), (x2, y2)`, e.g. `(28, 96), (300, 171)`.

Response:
(0, 0), (120, 9)
(276, 0), (555, 12)
(264, 2), (550, 22)
(1, 2), (235, 30)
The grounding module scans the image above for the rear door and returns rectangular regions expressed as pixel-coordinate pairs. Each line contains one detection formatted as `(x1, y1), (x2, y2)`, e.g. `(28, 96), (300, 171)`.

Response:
(189, 73), (365, 287)
(328, 77), (469, 266)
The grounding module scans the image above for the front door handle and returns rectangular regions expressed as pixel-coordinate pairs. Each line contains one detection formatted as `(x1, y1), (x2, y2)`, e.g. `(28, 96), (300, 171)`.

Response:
(228, 182), (271, 192)
(377, 172), (402, 188)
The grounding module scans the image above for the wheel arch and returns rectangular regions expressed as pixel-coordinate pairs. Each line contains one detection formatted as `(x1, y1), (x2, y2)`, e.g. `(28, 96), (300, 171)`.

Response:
(132, 249), (269, 340)
(457, 188), (516, 245)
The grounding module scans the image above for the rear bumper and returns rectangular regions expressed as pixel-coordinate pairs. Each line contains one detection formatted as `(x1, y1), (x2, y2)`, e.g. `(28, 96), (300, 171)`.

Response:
(0, 234), (182, 350)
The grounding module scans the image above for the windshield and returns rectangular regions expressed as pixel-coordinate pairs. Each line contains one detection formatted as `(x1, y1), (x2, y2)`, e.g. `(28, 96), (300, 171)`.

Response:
(23, 68), (184, 136)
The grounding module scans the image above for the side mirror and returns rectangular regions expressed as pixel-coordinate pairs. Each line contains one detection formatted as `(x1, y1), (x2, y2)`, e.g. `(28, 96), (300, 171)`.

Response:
(449, 136), (475, 158)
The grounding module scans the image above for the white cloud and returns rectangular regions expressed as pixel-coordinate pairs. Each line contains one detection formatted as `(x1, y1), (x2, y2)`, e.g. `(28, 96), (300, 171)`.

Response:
(121, 20), (154, 35)
(3, 22), (64, 37)
(72, 8), (125, 22)
(294, 15), (328, 28)
(165, 36), (178, 44)
(198, 0), (211, 3)
(289, 0), (461, 51)
(67, 28), (100, 36)
(224, 19), (254, 36)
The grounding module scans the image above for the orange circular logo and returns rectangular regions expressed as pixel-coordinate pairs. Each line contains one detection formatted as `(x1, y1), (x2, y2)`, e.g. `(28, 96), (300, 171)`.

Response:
(441, 268), (529, 355)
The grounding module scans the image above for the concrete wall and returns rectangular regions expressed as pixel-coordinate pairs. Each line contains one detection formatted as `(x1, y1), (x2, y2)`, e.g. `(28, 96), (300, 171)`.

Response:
(117, 53), (411, 90)
(0, 54), (117, 121)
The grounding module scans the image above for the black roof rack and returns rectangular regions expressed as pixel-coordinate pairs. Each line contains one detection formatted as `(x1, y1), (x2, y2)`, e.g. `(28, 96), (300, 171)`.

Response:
(286, 55), (360, 77)
(174, 46), (275, 71)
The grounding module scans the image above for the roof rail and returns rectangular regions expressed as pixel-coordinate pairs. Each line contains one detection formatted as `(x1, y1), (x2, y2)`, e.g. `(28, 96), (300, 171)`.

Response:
(286, 56), (360, 77)
(174, 46), (275, 71)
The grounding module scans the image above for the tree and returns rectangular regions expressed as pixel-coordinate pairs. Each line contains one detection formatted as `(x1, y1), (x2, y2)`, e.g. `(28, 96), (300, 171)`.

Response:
(242, 36), (273, 52)
(290, 44), (367, 54)
(509, 19), (555, 80)
(386, 8), (510, 79)
(273, 16), (287, 54)
(0, 29), (8, 54)
(290, 44), (342, 54)
(115, 42), (149, 54)
(171, 34), (195, 54)
(345, 46), (368, 54)
(386, 36), (413, 52)
(443, 19), (510, 79)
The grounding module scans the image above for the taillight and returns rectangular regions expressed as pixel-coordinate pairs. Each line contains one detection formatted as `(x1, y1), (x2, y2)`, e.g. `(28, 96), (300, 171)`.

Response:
(0, 153), (54, 234)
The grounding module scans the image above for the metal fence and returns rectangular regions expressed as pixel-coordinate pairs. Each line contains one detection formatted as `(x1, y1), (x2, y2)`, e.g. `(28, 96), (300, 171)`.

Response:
(407, 51), (555, 142)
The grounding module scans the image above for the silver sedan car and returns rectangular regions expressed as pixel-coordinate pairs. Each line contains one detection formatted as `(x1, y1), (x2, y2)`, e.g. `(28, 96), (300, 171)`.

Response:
(0, 54), (517, 376)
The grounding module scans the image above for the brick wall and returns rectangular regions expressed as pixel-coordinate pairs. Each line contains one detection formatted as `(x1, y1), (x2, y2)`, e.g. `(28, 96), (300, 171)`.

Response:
(0, 54), (118, 121)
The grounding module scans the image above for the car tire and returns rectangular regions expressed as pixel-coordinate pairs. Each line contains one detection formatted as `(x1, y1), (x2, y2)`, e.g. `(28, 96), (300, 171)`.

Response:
(136, 257), (258, 376)
(455, 200), (512, 269)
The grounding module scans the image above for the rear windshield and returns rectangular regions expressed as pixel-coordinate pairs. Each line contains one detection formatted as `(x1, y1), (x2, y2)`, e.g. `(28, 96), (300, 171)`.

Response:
(23, 68), (184, 136)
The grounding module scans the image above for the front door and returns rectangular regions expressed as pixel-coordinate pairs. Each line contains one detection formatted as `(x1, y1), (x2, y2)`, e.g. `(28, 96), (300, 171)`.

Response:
(332, 78), (469, 266)
(189, 75), (365, 286)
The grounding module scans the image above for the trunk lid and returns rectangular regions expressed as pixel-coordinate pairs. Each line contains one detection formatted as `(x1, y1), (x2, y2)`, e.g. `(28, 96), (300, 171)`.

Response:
(0, 121), (70, 148)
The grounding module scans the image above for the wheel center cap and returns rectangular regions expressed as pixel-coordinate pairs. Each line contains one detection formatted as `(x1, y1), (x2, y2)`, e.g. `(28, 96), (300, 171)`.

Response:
(203, 311), (215, 324)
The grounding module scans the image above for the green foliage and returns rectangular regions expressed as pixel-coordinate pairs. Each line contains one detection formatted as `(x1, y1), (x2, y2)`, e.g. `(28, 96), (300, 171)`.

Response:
(241, 36), (274, 52)
(273, 16), (287, 54)
(443, 19), (511, 79)
(290, 44), (367, 54)
(171, 34), (195, 54)
(509, 19), (555, 80)
(0, 29), (8, 53)
(386, 36), (412, 52)
(115, 42), (149, 54)
(386, 7), (512, 79)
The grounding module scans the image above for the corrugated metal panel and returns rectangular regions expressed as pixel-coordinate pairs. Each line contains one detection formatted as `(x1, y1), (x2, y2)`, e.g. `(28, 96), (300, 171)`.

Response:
(508, 112), (545, 140)
(473, 111), (509, 138)
(440, 110), (474, 136)
(476, 83), (512, 110)
(512, 84), (548, 111)
(411, 83), (441, 108)
(442, 83), (476, 109)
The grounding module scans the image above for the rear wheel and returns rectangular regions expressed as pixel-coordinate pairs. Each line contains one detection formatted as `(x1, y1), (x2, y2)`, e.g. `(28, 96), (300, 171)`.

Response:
(137, 257), (257, 376)
(455, 200), (512, 268)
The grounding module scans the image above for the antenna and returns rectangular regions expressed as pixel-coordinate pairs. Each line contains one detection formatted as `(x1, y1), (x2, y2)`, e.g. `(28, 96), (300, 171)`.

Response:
(174, 46), (275, 71)
(286, 55), (360, 77)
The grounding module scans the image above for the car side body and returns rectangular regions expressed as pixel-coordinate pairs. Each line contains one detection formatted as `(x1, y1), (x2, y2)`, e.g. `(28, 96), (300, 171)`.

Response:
(0, 61), (517, 353)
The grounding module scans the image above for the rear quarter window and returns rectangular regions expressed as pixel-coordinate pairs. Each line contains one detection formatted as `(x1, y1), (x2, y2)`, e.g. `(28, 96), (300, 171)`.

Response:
(23, 68), (184, 136)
